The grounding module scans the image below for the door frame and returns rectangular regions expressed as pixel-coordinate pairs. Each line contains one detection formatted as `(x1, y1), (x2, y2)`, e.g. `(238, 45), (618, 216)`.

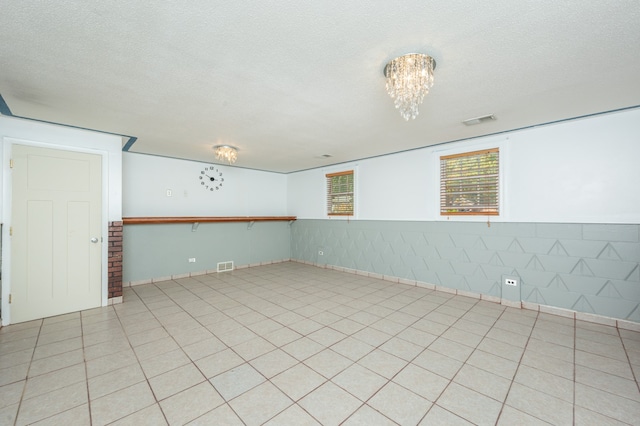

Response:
(1, 137), (110, 325)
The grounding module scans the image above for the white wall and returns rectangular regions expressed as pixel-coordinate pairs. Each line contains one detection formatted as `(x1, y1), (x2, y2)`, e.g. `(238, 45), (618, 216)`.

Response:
(123, 153), (288, 217)
(287, 108), (640, 224)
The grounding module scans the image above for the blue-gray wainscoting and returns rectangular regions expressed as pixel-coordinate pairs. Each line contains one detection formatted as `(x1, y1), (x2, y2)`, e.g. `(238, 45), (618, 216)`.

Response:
(123, 221), (292, 284)
(291, 220), (640, 322)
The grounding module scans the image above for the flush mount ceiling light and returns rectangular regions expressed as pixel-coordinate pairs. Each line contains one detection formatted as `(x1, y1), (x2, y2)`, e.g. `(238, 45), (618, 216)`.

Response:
(384, 53), (436, 120)
(213, 145), (238, 164)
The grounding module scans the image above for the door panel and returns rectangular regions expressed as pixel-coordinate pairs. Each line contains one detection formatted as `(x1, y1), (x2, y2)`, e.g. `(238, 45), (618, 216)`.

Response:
(11, 144), (102, 323)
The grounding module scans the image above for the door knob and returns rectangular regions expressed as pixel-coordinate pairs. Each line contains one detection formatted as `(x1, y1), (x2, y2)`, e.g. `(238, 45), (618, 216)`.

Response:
(90, 237), (99, 243)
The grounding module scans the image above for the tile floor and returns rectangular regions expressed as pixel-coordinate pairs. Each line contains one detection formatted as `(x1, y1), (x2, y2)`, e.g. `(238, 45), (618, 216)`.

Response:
(1, 262), (640, 425)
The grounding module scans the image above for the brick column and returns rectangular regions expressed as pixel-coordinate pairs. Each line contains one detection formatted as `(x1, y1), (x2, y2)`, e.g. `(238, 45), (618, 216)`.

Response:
(108, 221), (123, 302)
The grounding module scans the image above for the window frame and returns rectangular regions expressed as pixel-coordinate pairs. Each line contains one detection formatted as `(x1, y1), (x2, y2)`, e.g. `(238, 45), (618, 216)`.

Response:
(439, 147), (500, 216)
(326, 169), (354, 216)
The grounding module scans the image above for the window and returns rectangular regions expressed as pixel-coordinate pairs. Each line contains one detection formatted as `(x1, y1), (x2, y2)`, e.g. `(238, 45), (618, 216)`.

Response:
(440, 148), (499, 215)
(326, 170), (354, 215)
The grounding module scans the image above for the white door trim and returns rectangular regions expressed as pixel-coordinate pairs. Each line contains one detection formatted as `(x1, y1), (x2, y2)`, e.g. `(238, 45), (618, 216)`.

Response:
(1, 137), (110, 325)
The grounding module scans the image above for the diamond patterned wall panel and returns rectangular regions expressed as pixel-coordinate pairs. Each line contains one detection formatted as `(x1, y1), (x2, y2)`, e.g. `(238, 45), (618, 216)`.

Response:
(290, 220), (640, 322)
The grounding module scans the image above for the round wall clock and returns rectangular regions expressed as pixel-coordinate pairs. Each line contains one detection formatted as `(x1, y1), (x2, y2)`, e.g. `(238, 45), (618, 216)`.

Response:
(199, 165), (224, 191)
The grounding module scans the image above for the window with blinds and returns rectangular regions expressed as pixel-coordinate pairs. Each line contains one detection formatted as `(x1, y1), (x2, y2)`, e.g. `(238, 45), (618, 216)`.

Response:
(326, 170), (354, 215)
(440, 148), (499, 215)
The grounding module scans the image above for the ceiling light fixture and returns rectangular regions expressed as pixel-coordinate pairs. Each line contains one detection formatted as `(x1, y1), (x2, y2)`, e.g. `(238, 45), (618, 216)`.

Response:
(384, 53), (436, 121)
(214, 145), (238, 164)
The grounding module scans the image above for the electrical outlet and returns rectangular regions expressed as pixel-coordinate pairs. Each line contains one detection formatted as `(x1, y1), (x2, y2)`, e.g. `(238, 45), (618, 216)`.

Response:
(166, 189), (172, 197)
(318, 251), (324, 256)
(188, 258), (196, 263)
(505, 278), (518, 286)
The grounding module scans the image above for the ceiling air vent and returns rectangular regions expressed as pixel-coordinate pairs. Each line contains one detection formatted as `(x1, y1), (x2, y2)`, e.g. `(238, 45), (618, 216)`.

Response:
(462, 114), (496, 126)
(217, 261), (234, 273)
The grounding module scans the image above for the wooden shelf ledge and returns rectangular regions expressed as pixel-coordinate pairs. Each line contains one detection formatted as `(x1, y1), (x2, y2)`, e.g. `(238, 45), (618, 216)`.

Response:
(123, 216), (297, 225)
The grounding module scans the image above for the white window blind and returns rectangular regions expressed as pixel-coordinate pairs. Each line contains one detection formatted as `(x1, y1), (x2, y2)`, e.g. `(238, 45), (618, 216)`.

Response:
(326, 170), (354, 215)
(440, 148), (499, 215)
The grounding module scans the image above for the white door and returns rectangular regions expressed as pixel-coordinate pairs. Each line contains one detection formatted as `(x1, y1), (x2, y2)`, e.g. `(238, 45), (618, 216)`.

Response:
(11, 144), (102, 323)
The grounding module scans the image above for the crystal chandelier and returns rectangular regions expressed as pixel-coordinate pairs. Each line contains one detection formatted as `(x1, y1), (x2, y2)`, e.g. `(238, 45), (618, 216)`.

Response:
(384, 53), (436, 120)
(214, 145), (238, 164)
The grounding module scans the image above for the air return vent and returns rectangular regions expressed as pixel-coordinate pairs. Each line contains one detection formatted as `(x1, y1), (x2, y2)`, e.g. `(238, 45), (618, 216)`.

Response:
(217, 261), (234, 273)
(462, 114), (496, 126)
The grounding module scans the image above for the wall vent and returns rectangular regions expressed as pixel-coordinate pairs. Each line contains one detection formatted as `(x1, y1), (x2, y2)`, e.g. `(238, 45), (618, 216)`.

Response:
(217, 261), (234, 273)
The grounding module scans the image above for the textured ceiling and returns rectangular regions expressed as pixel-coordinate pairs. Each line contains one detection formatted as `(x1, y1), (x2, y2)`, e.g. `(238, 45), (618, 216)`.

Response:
(1, 1), (639, 173)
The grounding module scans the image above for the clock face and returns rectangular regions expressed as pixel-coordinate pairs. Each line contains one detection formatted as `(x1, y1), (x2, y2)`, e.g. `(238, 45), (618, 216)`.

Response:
(199, 165), (224, 191)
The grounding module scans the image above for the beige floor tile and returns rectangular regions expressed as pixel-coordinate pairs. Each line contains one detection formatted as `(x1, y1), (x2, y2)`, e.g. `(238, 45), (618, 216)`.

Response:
(281, 337), (325, 361)
(330, 336), (374, 362)
(232, 336), (276, 361)
(133, 336), (180, 361)
(271, 363), (326, 401)
(303, 348), (352, 379)
(217, 326), (259, 347)
(109, 403), (168, 426)
(413, 348), (463, 379)
(420, 405), (474, 425)
(368, 381), (431, 425)
(437, 382), (502, 426)
(250, 349), (299, 378)
(468, 349), (519, 380)
(575, 382), (640, 424)
(32, 337), (82, 360)
(210, 363), (265, 400)
(140, 348), (191, 378)
(149, 363), (205, 401)
(379, 336), (424, 361)
(91, 381), (155, 425)
(497, 405), (549, 425)
(126, 326), (170, 347)
(181, 336), (227, 361)
(0, 380), (25, 409)
(186, 403), (243, 425)
(476, 336), (524, 362)
(429, 337), (474, 362)
(397, 326), (438, 347)
(393, 363), (449, 402)
(453, 363), (511, 402)
(85, 348), (137, 378)
(83, 337), (131, 361)
(441, 326), (484, 348)
(23, 363), (86, 400)
(576, 364), (640, 401)
(506, 382), (574, 425)
(299, 381), (361, 426)
(514, 364), (574, 402)
(30, 403), (90, 426)
(342, 404), (396, 425)
(264, 403), (322, 425)
(4, 264), (640, 426)
(160, 381), (224, 425)
(0, 348), (34, 370)
(575, 350), (634, 379)
(332, 363), (388, 401)
(574, 406), (630, 426)
(263, 327), (303, 347)
(359, 349), (407, 379)
(229, 381), (293, 426)
(194, 348), (244, 379)
(525, 337), (574, 362)
(0, 403), (19, 426)
(16, 381), (87, 426)
(0, 362), (29, 387)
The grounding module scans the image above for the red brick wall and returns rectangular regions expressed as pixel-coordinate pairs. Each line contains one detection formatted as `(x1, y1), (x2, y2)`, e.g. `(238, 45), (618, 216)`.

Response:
(108, 221), (123, 299)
